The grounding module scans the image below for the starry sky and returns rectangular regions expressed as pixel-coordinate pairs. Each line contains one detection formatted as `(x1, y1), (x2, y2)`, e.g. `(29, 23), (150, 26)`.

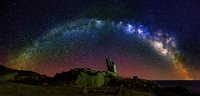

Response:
(0, 0), (199, 80)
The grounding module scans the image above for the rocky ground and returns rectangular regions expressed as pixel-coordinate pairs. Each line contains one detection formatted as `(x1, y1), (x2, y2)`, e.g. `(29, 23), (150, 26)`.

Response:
(0, 81), (156, 96)
(0, 65), (196, 96)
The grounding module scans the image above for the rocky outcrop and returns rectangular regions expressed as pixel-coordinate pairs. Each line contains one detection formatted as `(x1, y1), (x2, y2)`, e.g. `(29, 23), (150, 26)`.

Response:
(52, 68), (117, 87)
(52, 58), (119, 87)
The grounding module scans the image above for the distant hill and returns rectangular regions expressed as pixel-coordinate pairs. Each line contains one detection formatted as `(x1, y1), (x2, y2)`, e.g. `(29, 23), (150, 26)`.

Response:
(0, 65), (17, 75)
(0, 65), (49, 84)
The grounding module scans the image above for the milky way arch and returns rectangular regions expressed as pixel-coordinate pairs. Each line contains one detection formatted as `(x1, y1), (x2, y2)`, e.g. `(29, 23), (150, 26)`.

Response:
(8, 19), (193, 80)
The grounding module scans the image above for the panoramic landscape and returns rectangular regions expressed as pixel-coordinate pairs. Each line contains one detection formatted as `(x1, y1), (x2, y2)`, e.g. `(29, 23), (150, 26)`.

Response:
(0, 0), (199, 96)
(0, 59), (199, 96)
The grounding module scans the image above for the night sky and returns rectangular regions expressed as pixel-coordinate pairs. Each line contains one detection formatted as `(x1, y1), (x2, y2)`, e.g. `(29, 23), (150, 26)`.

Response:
(0, 0), (199, 80)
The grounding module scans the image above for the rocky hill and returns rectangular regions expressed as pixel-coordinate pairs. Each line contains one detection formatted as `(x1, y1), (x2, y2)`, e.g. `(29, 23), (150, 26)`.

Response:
(52, 68), (117, 87)
(51, 67), (191, 96)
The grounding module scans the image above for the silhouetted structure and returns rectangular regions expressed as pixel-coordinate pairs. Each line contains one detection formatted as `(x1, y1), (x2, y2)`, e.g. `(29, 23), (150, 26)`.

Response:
(106, 58), (117, 74)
